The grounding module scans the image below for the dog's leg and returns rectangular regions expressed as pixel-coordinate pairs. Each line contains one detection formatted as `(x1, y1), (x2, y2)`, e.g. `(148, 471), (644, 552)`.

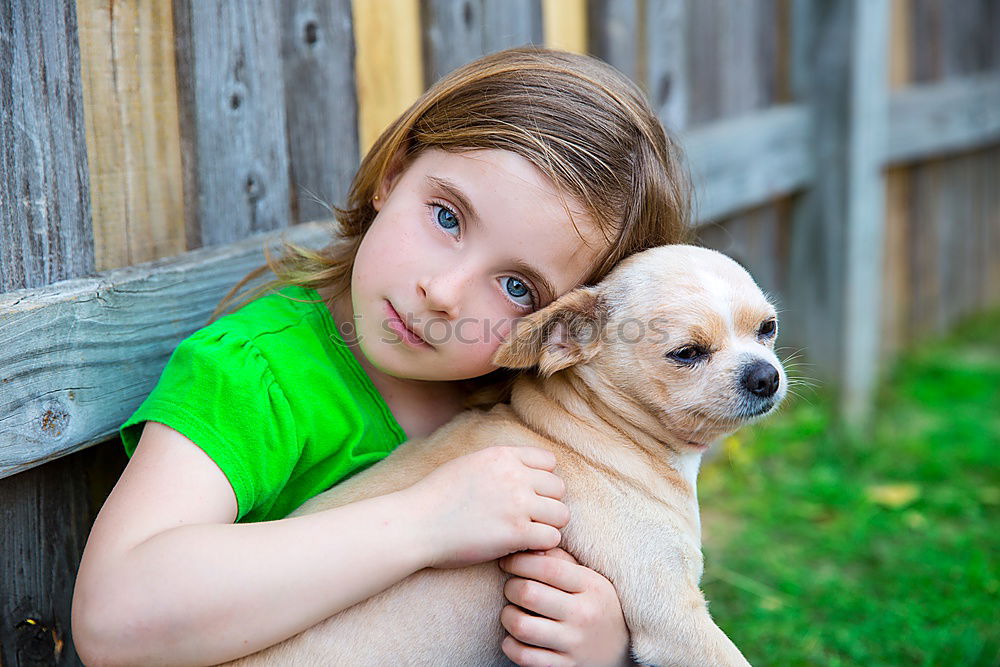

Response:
(561, 506), (750, 667)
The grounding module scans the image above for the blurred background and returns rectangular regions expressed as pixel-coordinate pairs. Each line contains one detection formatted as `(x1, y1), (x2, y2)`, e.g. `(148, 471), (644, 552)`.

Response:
(1, 0), (997, 664)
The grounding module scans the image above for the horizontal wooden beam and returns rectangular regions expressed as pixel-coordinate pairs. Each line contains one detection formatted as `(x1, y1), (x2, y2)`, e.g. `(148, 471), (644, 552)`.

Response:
(0, 222), (333, 479)
(886, 72), (1000, 165)
(5, 74), (1000, 478)
(683, 104), (815, 224)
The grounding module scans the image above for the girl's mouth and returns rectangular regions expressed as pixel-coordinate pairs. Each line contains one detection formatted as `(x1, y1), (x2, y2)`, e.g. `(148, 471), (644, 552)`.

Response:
(385, 300), (432, 349)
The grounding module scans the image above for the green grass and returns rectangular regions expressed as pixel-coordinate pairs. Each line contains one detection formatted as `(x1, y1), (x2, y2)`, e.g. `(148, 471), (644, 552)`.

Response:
(698, 309), (1000, 666)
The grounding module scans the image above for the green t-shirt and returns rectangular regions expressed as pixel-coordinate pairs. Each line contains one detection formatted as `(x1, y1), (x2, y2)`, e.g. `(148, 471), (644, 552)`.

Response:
(120, 285), (408, 523)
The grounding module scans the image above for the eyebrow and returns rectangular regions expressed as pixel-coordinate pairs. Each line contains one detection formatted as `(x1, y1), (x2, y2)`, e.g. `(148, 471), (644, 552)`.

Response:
(426, 175), (558, 305)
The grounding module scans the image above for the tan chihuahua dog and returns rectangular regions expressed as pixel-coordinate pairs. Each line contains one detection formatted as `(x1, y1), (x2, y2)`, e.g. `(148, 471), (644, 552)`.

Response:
(229, 244), (786, 666)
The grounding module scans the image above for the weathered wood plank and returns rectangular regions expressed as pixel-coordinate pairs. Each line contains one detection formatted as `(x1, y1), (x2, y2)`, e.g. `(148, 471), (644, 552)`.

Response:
(353, 0), (423, 153)
(686, 0), (789, 367)
(905, 0), (1000, 341)
(586, 0), (640, 82)
(684, 104), (814, 224)
(0, 439), (126, 665)
(172, 0), (292, 247)
(886, 73), (1000, 165)
(542, 0), (585, 53)
(76, 0), (187, 271)
(0, 0), (94, 291)
(280, 0), (360, 222)
(421, 0), (481, 84)
(785, 0), (892, 423)
(840, 0), (890, 421)
(785, 0), (852, 392)
(0, 222), (332, 479)
(422, 0), (542, 85)
(645, 0), (689, 131)
(880, 0), (913, 360)
(487, 0), (543, 51)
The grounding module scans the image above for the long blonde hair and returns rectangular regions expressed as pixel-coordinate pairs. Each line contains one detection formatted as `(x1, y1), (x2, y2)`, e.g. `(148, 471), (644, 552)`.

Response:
(212, 47), (692, 407)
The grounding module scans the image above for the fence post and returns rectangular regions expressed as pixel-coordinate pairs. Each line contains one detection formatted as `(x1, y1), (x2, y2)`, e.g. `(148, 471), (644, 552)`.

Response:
(788, 0), (889, 425)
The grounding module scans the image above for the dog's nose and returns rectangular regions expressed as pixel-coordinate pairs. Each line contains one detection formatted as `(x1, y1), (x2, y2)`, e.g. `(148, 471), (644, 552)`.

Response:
(742, 360), (779, 398)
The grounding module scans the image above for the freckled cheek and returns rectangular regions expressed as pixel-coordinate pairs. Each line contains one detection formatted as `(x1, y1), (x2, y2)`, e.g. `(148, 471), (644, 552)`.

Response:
(446, 318), (514, 360)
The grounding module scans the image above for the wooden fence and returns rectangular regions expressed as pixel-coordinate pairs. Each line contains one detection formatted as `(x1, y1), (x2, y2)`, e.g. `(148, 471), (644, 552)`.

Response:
(1, 0), (998, 663)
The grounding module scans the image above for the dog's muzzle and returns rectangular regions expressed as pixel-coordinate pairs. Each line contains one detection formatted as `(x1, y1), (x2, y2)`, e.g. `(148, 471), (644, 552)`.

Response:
(740, 359), (780, 398)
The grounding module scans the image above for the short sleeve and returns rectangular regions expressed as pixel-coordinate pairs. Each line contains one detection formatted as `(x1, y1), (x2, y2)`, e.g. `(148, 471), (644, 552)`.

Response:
(120, 328), (300, 522)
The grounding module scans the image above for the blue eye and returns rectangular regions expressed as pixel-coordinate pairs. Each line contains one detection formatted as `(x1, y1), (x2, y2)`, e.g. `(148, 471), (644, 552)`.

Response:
(434, 205), (459, 234)
(502, 277), (535, 308)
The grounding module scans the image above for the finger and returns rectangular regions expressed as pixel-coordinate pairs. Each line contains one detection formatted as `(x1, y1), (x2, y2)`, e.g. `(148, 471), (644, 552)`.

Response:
(522, 522), (562, 552)
(528, 468), (565, 500)
(504, 575), (574, 621)
(499, 552), (589, 594)
(500, 604), (573, 653)
(529, 495), (570, 529)
(501, 634), (571, 667)
(517, 446), (557, 472)
(538, 547), (579, 564)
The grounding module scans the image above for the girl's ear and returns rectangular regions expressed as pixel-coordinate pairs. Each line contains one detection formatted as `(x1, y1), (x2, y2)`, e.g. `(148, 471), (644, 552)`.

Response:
(492, 286), (608, 377)
(374, 150), (408, 210)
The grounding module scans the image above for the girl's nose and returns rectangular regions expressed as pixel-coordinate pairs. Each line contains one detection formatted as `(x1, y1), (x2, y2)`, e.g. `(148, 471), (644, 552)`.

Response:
(417, 269), (467, 319)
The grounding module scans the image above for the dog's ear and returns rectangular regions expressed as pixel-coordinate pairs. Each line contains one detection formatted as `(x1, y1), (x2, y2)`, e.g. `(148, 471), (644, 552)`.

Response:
(492, 286), (607, 377)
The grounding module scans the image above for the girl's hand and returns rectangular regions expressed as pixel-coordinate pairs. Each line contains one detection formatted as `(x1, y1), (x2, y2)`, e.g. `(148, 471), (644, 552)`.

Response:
(498, 547), (636, 667)
(405, 446), (569, 569)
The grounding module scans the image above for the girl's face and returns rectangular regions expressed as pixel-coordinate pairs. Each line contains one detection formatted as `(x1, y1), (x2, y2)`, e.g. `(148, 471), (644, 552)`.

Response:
(348, 148), (606, 382)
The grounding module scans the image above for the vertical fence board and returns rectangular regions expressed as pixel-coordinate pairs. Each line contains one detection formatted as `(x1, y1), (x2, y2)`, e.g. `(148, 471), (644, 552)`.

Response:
(421, 0), (484, 84)
(691, 0), (786, 315)
(541, 0), (585, 53)
(280, 0), (359, 222)
(586, 0), (640, 82)
(173, 0), (291, 248)
(76, 0), (186, 271)
(353, 0), (422, 153)
(487, 0), (543, 51)
(881, 0), (912, 360)
(645, 0), (689, 133)
(0, 437), (128, 666)
(905, 0), (1000, 341)
(840, 0), (889, 420)
(786, 0), (850, 387)
(0, 3), (97, 663)
(422, 0), (542, 85)
(0, 0), (94, 291)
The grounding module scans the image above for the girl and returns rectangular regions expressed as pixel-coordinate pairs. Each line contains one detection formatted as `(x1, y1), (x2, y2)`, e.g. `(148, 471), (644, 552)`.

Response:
(72, 47), (691, 666)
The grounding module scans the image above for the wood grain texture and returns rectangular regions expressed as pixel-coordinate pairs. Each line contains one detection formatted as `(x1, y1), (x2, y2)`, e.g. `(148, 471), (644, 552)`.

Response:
(886, 73), (1000, 165)
(841, 0), (890, 421)
(280, 0), (360, 222)
(421, 0), (542, 85)
(905, 0), (1000, 342)
(685, 0), (791, 398)
(76, 0), (186, 271)
(786, 0), (851, 385)
(542, 0), (586, 53)
(172, 0), (292, 248)
(645, 0), (689, 132)
(0, 222), (332, 479)
(881, 0), (913, 360)
(684, 104), (813, 224)
(0, 0), (94, 292)
(0, 439), (126, 666)
(353, 0), (423, 153)
(586, 0), (640, 82)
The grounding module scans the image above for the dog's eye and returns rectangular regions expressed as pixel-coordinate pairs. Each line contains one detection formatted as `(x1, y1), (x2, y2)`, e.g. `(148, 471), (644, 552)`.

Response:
(668, 345), (708, 363)
(758, 319), (777, 339)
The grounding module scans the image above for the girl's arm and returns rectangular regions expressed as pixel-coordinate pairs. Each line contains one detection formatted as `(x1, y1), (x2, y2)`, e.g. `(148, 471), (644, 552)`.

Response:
(72, 421), (566, 666)
(72, 421), (431, 666)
